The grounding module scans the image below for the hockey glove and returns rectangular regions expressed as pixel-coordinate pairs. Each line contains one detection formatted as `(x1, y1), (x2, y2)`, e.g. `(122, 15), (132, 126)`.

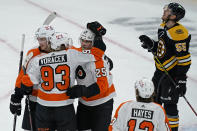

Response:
(10, 94), (22, 116)
(104, 55), (113, 71)
(67, 83), (100, 99)
(176, 76), (187, 97)
(139, 35), (155, 50)
(21, 74), (33, 95)
(93, 36), (106, 51)
(66, 85), (87, 99)
(87, 21), (106, 36)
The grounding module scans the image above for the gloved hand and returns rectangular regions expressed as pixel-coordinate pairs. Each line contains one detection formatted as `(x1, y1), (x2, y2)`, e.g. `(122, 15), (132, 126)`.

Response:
(87, 21), (106, 36)
(139, 35), (154, 50)
(10, 94), (22, 116)
(176, 76), (187, 97)
(21, 74), (33, 95)
(66, 85), (87, 99)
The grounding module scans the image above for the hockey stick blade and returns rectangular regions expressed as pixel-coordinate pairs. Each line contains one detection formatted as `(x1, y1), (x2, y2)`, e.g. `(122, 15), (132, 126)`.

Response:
(43, 12), (57, 25)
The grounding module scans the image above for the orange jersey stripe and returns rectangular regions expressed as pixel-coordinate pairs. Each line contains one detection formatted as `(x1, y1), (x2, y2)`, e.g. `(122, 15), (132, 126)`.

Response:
(37, 89), (70, 101)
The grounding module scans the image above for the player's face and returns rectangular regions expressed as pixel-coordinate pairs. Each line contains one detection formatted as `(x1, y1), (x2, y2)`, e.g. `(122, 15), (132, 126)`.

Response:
(80, 39), (93, 49)
(162, 5), (172, 21)
(37, 37), (49, 51)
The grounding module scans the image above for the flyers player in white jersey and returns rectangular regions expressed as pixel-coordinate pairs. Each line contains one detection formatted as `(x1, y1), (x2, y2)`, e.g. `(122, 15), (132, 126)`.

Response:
(9, 25), (55, 131)
(20, 31), (105, 131)
(66, 21), (116, 131)
(109, 78), (171, 131)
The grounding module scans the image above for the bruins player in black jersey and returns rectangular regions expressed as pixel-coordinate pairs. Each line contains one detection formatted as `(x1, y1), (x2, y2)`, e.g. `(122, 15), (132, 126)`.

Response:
(139, 3), (191, 131)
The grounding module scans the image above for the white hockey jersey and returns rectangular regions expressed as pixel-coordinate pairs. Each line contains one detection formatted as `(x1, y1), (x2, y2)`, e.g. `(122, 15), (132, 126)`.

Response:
(109, 100), (171, 131)
(76, 55), (116, 106)
(26, 48), (103, 107)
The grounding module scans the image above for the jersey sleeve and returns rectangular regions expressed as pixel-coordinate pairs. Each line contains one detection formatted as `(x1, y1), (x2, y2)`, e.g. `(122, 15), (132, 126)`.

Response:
(15, 48), (41, 88)
(26, 56), (41, 84)
(109, 101), (131, 131)
(92, 59), (109, 94)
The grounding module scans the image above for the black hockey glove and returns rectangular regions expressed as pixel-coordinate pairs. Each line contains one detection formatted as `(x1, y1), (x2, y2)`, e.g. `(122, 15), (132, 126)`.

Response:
(21, 83), (33, 95)
(104, 55), (113, 71)
(10, 93), (22, 116)
(93, 36), (106, 51)
(66, 85), (87, 99)
(67, 83), (100, 99)
(21, 75), (33, 95)
(139, 35), (155, 50)
(87, 21), (106, 36)
(176, 76), (187, 97)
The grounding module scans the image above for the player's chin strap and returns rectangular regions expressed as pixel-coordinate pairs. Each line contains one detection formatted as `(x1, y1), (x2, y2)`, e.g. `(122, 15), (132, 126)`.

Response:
(147, 45), (197, 117)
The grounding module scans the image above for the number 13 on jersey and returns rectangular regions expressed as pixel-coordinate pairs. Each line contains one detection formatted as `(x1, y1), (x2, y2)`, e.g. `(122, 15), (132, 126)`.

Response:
(40, 64), (70, 91)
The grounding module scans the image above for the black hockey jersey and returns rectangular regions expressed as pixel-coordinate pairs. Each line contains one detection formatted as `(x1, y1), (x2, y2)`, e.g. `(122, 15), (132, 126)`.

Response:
(152, 23), (191, 77)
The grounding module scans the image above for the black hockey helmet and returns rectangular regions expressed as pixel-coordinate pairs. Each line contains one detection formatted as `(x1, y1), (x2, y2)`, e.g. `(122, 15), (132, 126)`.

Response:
(168, 2), (185, 21)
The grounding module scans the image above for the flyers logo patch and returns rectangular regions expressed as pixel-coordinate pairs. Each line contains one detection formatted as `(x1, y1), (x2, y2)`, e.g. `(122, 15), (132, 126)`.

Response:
(76, 65), (86, 79)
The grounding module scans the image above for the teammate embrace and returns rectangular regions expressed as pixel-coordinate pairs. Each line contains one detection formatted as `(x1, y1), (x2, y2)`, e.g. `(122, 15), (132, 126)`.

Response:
(10, 22), (115, 131)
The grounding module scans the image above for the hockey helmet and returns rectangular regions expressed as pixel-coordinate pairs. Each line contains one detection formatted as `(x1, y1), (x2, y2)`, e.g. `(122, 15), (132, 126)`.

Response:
(167, 3), (185, 21)
(35, 25), (55, 41)
(135, 78), (154, 98)
(79, 29), (95, 43)
(50, 32), (73, 50)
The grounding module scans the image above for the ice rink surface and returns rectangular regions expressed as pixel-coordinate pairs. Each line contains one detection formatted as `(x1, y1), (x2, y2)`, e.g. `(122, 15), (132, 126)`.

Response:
(0, 0), (197, 130)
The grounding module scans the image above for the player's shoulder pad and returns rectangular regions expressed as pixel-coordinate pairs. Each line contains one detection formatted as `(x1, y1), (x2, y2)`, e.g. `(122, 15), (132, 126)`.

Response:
(160, 22), (165, 28)
(167, 23), (189, 41)
(27, 46), (40, 56)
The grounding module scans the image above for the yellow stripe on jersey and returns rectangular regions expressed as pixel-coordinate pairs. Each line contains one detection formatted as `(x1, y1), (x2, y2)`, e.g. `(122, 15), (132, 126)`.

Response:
(177, 54), (191, 66)
(177, 61), (191, 66)
(176, 54), (191, 60)
(155, 56), (177, 71)
(162, 56), (176, 66)
(170, 124), (179, 128)
(167, 24), (189, 41)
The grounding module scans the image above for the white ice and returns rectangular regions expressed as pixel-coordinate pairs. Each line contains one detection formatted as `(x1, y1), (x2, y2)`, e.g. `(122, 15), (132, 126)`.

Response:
(0, 0), (197, 130)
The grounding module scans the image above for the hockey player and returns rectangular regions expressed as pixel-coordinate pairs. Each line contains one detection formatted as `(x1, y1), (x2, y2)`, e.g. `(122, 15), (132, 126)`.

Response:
(9, 25), (55, 131)
(109, 78), (171, 131)
(66, 21), (116, 131)
(19, 31), (106, 131)
(139, 3), (191, 131)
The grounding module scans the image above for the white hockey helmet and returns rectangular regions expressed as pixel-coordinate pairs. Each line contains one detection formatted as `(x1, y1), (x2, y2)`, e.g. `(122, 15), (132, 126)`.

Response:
(79, 29), (95, 42)
(50, 32), (73, 50)
(135, 78), (154, 98)
(35, 25), (55, 40)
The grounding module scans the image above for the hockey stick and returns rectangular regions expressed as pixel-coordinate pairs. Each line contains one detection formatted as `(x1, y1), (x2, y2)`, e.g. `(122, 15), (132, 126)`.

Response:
(147, 45), (197, 117)
(13, 34), (25, 131)
(43, 11), (57, 25)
